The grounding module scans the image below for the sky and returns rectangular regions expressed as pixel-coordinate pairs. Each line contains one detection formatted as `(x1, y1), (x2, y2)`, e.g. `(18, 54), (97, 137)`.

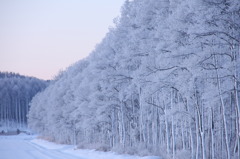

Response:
(0, 0), (125, 80)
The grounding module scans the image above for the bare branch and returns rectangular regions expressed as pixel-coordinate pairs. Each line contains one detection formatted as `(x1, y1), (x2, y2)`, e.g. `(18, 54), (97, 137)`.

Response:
(145, 101), (165, 114)
(144, 66), (179, 76)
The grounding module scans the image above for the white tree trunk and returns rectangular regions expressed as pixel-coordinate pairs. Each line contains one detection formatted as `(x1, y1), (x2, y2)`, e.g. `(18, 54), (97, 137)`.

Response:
(172, 116), (175, 159)
(214, 55), (230, 159)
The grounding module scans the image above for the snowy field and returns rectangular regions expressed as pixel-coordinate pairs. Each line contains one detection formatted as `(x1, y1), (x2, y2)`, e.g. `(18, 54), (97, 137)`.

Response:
(0, 133), (161, 159)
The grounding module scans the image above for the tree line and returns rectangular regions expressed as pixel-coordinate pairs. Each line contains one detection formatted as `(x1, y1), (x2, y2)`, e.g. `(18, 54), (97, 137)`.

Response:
(28, 0), (240, 159)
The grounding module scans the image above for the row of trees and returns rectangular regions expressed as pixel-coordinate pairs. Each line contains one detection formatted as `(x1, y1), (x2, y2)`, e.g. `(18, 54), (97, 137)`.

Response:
(0, 72), (48, 128)
(28, 0), (240, 159)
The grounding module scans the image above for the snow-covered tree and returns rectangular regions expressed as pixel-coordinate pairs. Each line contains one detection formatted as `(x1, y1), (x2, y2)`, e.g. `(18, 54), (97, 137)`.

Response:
(28, 0), (240, 158)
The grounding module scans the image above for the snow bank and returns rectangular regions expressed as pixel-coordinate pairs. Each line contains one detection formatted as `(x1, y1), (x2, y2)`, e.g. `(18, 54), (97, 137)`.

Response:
(31, 138), (71, 150)
(31, 138), (161, 159)
(64, 149), (161, 159)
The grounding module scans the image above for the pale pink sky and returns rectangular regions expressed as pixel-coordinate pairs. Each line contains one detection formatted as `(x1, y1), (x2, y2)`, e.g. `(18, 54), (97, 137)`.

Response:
(0, 0), (125, 80)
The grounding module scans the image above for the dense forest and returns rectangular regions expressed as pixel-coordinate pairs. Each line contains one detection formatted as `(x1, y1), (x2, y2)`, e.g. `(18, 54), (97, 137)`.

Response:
(0, 72), (48, 128)
(28, 0), (240, 159)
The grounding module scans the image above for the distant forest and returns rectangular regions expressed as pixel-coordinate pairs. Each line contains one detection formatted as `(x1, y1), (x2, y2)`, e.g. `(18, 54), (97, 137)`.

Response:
(0, 72), (49, 128)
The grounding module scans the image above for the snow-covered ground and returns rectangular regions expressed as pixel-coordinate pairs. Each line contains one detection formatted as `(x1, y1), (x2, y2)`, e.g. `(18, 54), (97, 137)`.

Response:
(0, 133), (161, 159)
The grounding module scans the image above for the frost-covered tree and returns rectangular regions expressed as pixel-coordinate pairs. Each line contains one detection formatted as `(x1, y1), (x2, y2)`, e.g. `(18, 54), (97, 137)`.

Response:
(28, 0), (240, 158)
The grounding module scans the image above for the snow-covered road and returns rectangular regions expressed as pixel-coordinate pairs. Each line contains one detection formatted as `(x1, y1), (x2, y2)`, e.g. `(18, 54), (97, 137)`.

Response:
(0, 134), (160, 159)
(0, 135), (82, 159)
